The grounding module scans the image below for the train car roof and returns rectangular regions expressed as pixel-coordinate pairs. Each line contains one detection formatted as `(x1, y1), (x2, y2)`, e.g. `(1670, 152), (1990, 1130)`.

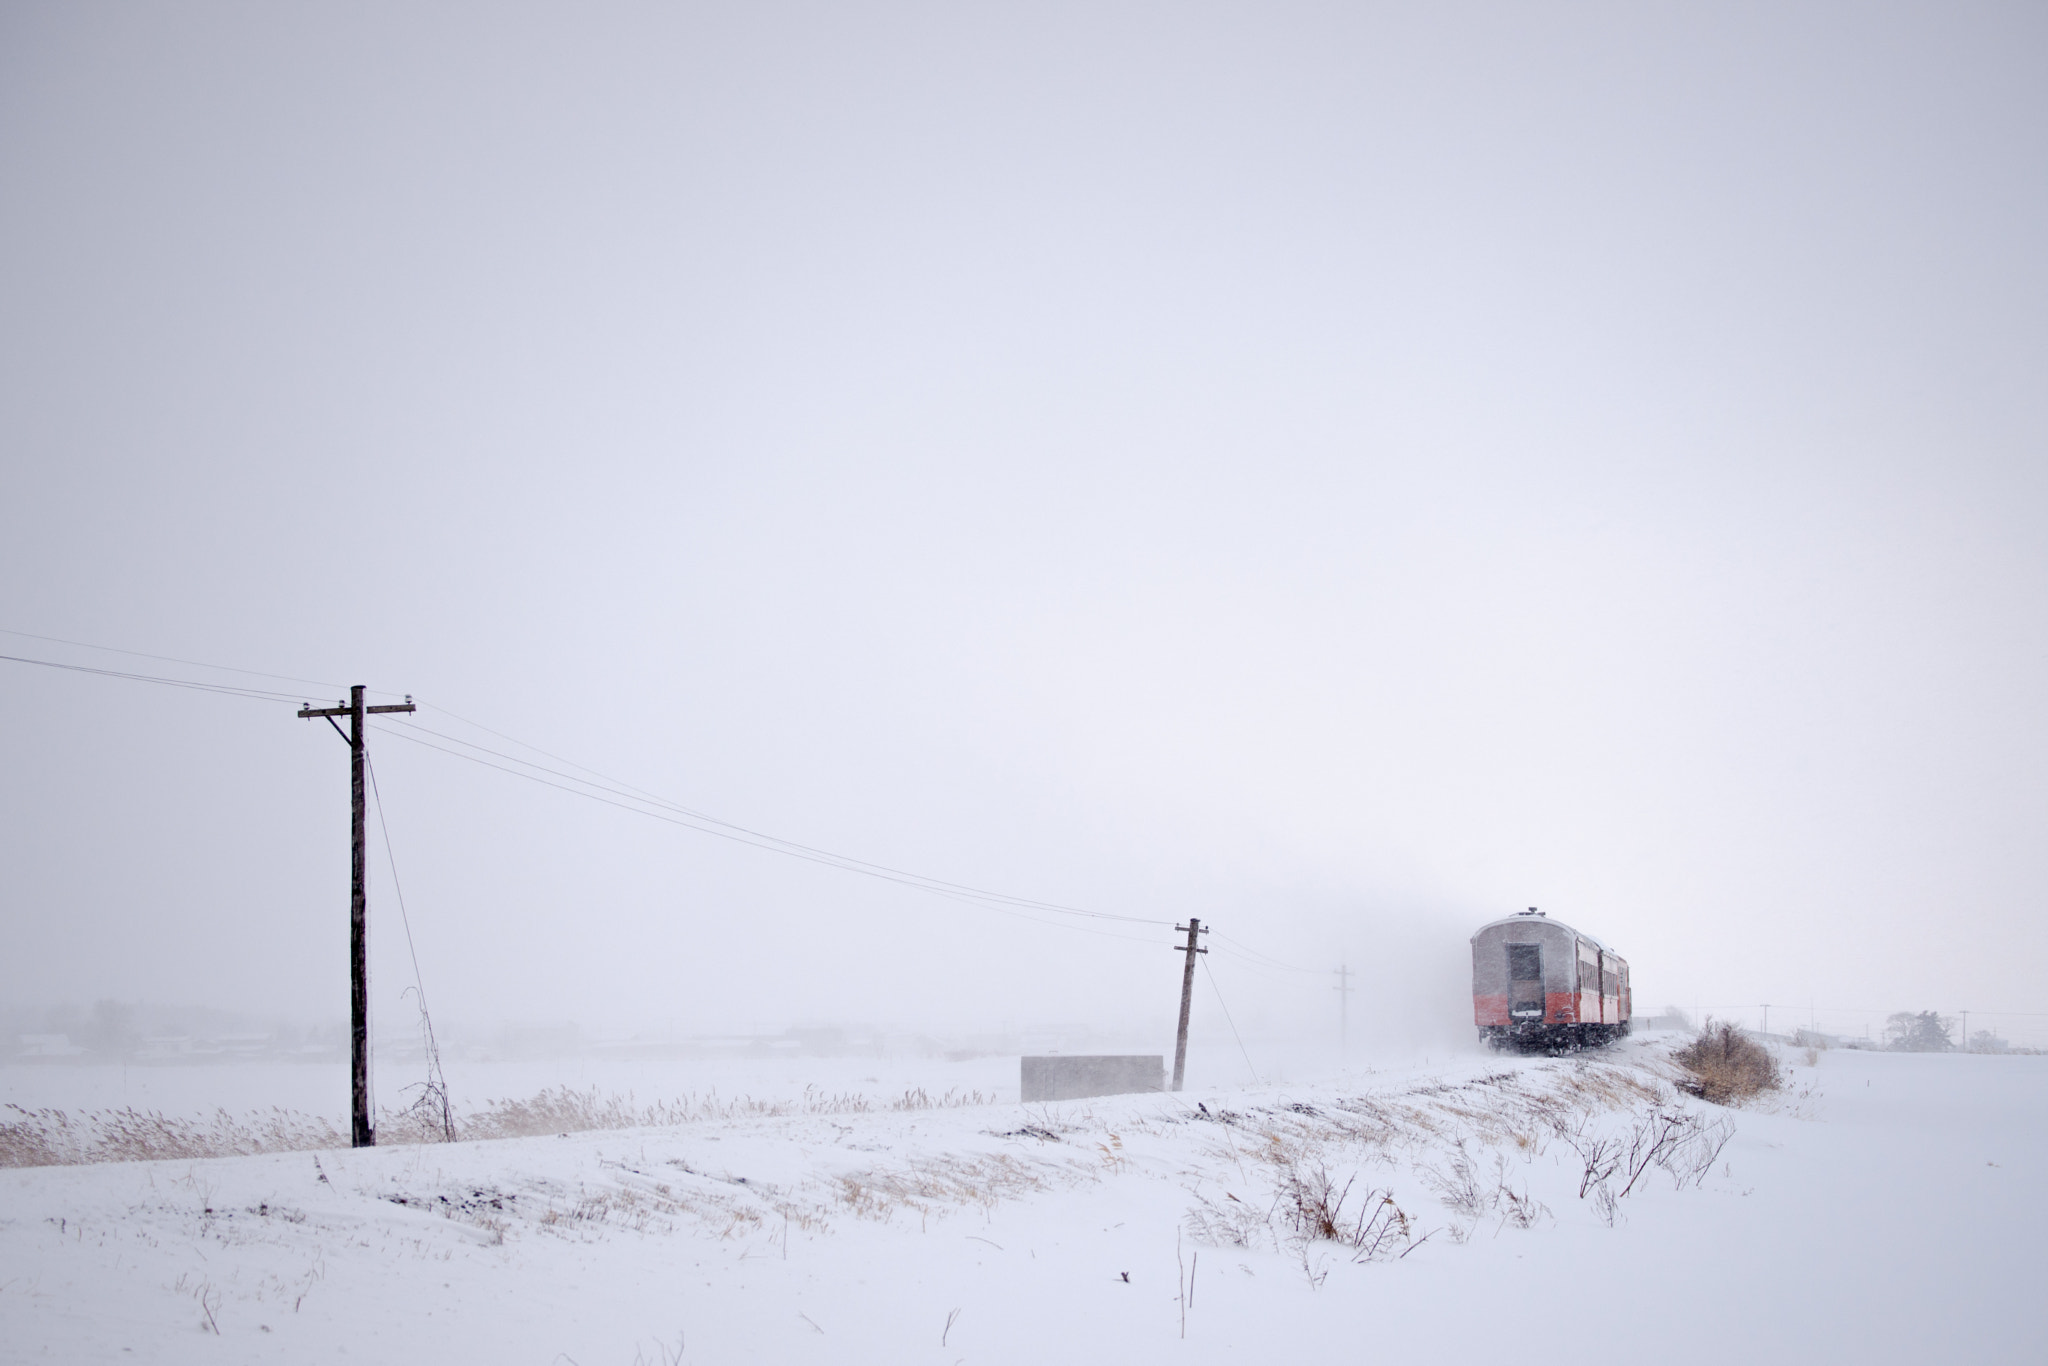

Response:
(1470, 913), (1613, 954)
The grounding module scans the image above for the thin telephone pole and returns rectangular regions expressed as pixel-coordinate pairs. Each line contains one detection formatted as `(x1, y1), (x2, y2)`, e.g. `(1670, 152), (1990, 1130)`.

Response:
(300, 685), (416, 1147)
(1170, 919), (1208, 1092)
(1333, 964), (1353, 1051)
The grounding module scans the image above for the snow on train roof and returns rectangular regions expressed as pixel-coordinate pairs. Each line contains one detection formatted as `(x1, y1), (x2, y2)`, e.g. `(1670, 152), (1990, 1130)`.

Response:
(1470, 912), (1611, 953)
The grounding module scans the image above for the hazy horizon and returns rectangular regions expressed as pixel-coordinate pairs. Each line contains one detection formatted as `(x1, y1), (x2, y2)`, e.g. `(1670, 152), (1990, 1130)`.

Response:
(5, 3), (2046, 1065)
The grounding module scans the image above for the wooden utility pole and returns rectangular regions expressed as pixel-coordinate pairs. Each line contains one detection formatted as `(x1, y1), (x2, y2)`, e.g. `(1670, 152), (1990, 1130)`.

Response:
(300, 685), (415, 1147)
(1170, 918), (1207, 1092)
(1333, 963), (1353, 1051)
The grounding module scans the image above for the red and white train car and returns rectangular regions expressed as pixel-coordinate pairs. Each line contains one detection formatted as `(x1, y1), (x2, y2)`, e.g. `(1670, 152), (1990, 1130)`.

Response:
(1471, 908), (1631, 1051)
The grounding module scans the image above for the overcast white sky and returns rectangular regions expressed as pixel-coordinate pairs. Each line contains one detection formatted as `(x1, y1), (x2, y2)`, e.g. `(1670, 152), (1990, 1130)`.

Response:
(3, 2), (2045, 1052)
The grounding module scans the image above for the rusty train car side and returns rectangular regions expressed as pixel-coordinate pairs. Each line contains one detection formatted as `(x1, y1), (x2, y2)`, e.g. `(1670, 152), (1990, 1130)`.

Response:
(1471, 908), (1630, 1051)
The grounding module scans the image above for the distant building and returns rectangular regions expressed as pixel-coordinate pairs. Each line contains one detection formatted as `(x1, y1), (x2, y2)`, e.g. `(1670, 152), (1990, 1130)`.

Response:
(16, 1034), (86, 1058)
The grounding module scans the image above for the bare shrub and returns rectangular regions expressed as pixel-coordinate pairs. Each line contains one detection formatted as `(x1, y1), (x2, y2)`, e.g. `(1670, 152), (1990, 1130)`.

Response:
(1420, 1141), (1549, 1235)
(1196, 1154), (1421, 1263)
(1492, 1156), (1547, 1231)
(1423, 1140), (1487, 1223)
(1184, 1187), (1280, 1251)
(1553, 1119), (1621, 1198)
(1659, 1114), (1735, 1189)
(1672, 1021), (1782, 1105)
(1550, 1106), (1734, 1219)
(1282, 1162), (1352, 1242)
(1277, 1162), (1414, 1259)
(1589, 1179), (1618, 1226)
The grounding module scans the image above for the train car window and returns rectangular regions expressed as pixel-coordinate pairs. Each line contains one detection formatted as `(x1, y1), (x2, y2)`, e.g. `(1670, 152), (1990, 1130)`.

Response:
(1507, 944), (1542, 980)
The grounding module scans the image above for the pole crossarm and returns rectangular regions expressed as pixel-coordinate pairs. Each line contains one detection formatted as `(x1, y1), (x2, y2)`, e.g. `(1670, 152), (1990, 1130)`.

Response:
(298, 699), (415, 718)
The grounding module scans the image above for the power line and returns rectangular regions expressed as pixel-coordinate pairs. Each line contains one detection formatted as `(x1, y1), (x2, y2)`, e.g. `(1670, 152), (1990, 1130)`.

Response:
(0, 635), (1171, 932)
(1211, 931), (1319, 975)
(364, 751), (455, 1142)
(0, 626), (369, 695)
(375, 716), (1174, 928)
(0, 652), (308, 704)
(422, 702), (678, 807)
(2, 628), (1216, 945)
(368, 721), (1171, 943)
(1204, 944), (1304, 980)
(1201, 956), (1263, 1086)
(1655, 1001), (2048, 1020)
(399, 715), (1167, 920)
(364, 752), (434, 1043)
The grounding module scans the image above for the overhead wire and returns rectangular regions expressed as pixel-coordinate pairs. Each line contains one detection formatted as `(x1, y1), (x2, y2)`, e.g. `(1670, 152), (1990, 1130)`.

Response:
(364, 752), (435, 1034)
(0, 633), (1166, 932)
(368, 721), (1171, 944)
(0, 626), (369, 696)
(378, 715), (1173, 927)
(364, 751), (455, 1138)
(1210, 932), (1321, 975)
(1200, 956), (1264, 1085)
(422, 702), (680, 808)
(0, 652), (310, 704)
(0, 627), (1287, 952)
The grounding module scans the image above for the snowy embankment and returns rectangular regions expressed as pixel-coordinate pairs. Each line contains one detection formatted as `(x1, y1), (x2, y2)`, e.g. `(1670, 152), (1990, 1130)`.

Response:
(1, 1042), (2039, 1364)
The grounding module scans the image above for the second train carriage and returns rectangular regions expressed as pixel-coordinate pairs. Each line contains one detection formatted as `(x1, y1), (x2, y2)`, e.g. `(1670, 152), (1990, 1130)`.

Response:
(1471, 908), (1630, 1051)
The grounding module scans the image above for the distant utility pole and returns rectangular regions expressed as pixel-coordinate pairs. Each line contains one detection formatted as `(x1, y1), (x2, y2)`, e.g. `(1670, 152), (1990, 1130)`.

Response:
(1170, 919), (1208, 1092)
(1333, 964), (1353, 1051)
(1960, 1010), (1969, 1053)
(1760, 1004), (1770, 1037)
(300, 685), (415, 1148)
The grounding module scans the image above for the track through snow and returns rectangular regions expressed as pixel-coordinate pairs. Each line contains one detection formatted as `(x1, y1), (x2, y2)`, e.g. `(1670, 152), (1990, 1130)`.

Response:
(1, 1041), (2039, 1363)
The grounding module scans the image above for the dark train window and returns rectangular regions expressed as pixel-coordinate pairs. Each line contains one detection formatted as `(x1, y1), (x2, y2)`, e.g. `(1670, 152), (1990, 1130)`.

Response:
(1507, 944), (1542, 981)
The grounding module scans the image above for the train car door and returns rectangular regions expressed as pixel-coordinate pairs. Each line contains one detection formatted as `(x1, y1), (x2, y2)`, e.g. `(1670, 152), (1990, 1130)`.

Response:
(1507, 943), (1544, 1022)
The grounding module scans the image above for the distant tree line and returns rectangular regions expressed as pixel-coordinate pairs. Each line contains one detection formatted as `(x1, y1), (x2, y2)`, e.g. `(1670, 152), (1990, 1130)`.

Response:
(1882, 1011), (2017, 1053)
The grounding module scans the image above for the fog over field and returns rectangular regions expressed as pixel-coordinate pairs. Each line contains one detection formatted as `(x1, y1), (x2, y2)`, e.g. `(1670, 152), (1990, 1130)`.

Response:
(3, 1), (2046, 1076)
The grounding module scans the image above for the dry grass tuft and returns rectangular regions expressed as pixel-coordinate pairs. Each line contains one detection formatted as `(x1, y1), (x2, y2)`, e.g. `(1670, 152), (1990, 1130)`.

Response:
(834, 1152), (1048, 1223)
(1, 1103), (342, 1168)
(1, 1085), (996, 1169)
(1672, 1021), (1782, 1105)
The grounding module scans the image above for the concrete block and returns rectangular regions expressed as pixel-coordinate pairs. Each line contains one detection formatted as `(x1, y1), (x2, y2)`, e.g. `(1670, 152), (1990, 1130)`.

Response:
(1020, 1055), (1164, 1103)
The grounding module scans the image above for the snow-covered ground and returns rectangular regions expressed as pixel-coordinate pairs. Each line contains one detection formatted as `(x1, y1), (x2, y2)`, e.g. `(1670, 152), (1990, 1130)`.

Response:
(2, 1040), (2039, 1364)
